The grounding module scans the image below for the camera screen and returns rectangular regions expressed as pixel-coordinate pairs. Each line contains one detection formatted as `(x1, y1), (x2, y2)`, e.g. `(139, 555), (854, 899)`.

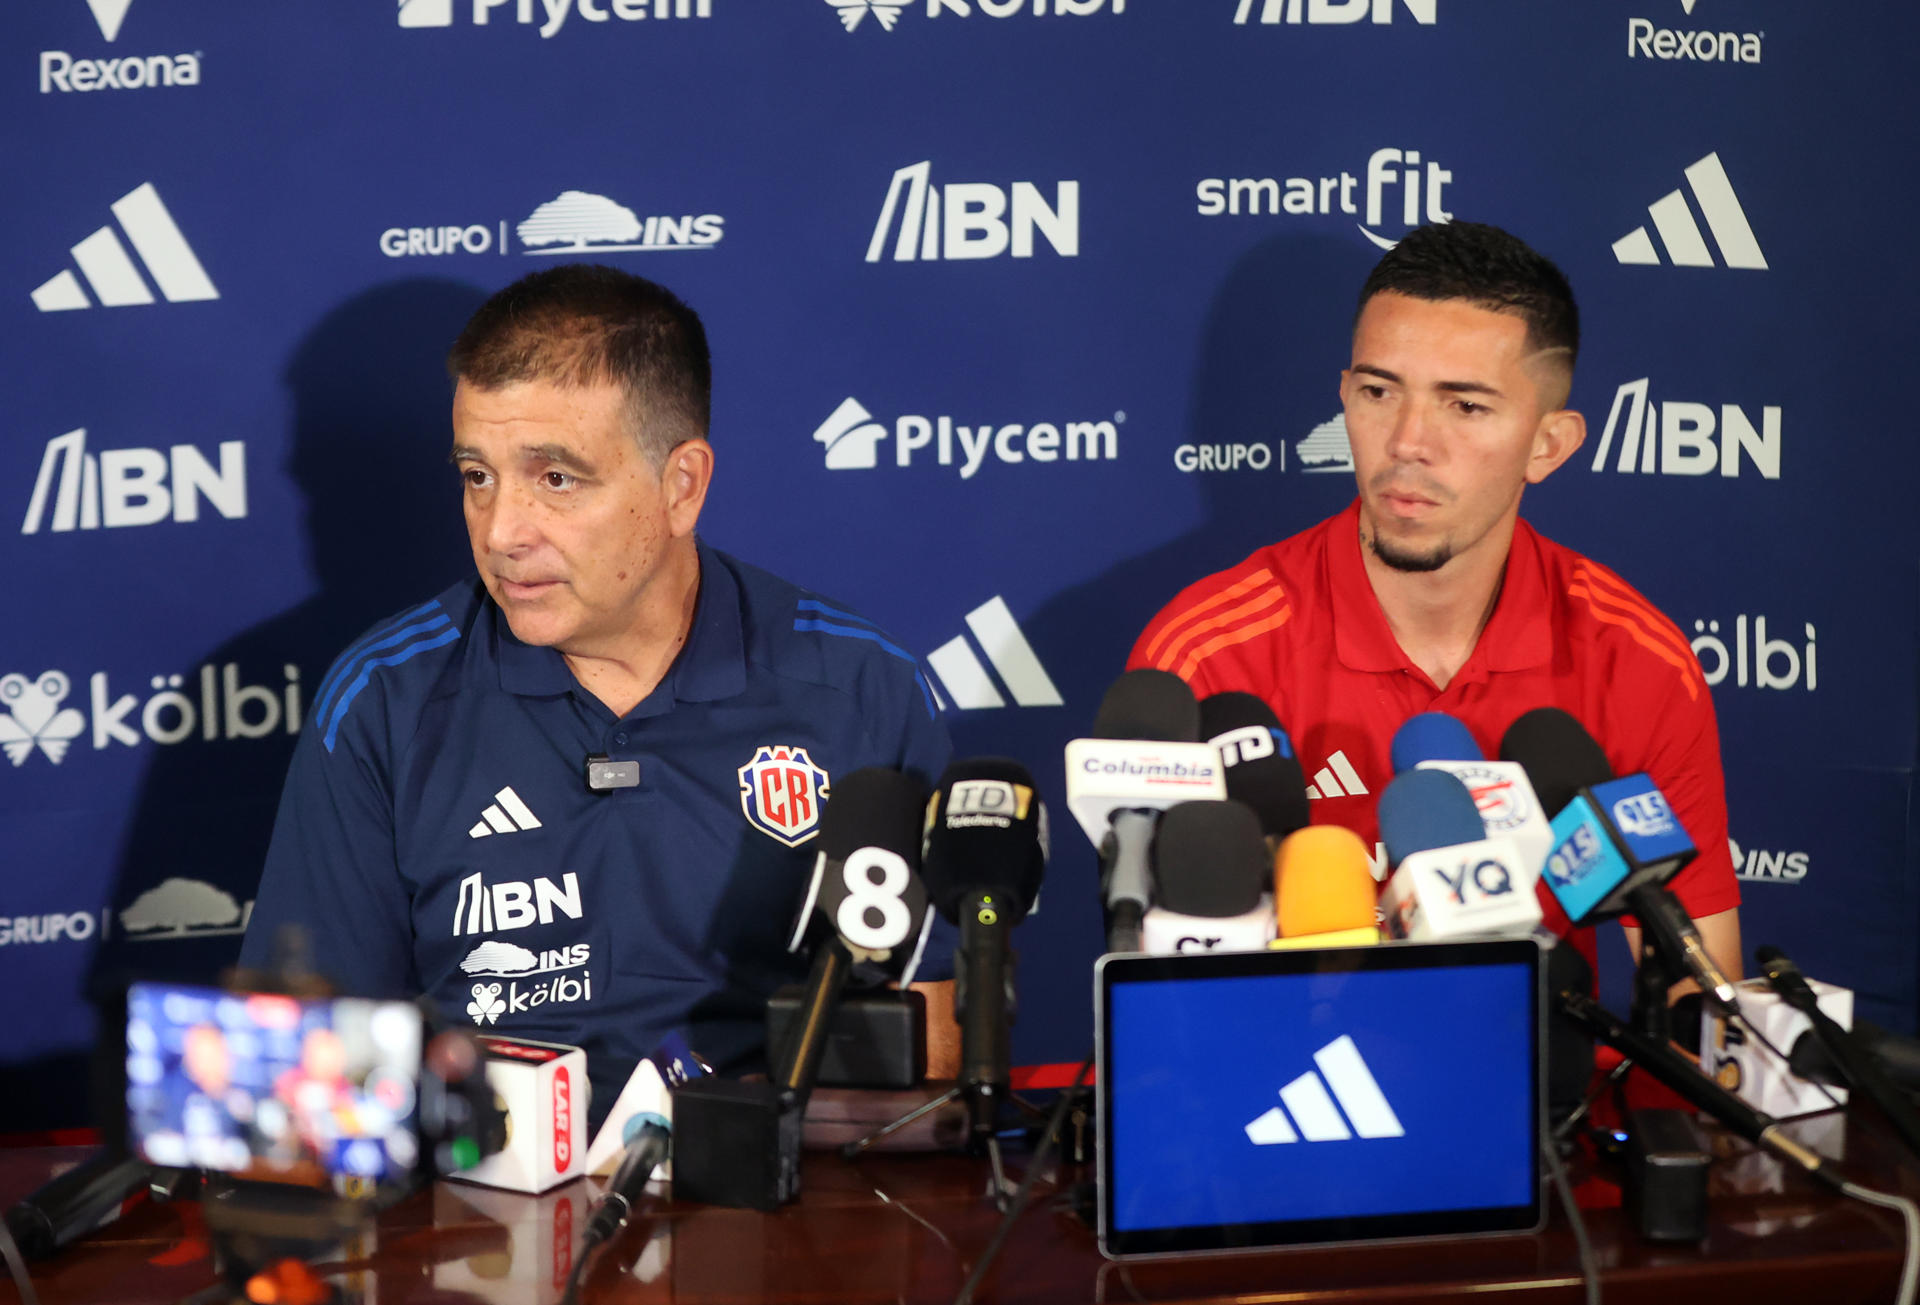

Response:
(126, 982), (422, 1190)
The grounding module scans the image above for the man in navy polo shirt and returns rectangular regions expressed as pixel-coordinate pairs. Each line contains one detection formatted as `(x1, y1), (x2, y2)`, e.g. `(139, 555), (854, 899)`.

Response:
(241, 266), (955, 1123)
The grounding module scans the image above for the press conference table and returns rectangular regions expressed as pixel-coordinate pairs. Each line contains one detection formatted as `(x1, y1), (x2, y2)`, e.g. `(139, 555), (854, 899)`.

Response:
(3, 1107), (1912, 1305)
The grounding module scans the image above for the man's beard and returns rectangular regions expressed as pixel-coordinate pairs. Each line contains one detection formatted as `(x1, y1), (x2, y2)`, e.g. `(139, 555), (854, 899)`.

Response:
(1364, 527), (1453, 573)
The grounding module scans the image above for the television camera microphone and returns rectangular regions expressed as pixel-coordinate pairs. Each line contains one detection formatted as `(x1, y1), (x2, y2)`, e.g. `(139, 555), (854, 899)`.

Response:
(1141, 800), (1275, 954)
(1376, 768), (1542, 941)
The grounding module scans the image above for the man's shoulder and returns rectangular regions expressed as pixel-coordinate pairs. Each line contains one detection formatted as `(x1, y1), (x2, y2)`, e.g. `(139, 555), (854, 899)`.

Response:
(1526, 525), (1709, 706)
(306, 578), (487, 755)
(1130, 515), (1333, 682)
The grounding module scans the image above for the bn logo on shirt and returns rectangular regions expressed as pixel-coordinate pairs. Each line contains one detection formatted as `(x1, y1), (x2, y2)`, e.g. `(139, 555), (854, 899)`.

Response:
(738, 745), (831, 847)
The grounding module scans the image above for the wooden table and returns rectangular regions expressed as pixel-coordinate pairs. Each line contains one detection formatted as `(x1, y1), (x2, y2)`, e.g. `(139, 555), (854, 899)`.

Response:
(1, 1107), (1910, 1304)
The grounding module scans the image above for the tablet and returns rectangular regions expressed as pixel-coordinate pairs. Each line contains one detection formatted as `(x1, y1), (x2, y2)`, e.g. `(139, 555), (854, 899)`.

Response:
(1096, 938), (1544, 1259)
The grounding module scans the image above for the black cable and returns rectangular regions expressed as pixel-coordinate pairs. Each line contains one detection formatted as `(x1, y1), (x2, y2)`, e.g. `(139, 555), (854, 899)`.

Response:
(1540, 1115), (1600, 1305)
(558, 1226), (610, 1305)
(952, 1056), (1093, 1305)
(0, 1210), (39, 1305)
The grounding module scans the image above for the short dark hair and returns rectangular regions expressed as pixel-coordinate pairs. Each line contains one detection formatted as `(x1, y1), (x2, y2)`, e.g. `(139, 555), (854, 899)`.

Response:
(1357, 222), (1580, 398)
(447, 264), (711, 466)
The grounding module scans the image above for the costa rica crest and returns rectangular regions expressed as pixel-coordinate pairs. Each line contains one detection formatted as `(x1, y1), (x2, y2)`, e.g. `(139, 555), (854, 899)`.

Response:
(737, 745), (831, 847)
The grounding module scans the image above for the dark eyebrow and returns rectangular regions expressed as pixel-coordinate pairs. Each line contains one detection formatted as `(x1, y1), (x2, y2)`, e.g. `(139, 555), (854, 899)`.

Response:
(449, 443), (600, 476)
(1351, 364), (1505, 399)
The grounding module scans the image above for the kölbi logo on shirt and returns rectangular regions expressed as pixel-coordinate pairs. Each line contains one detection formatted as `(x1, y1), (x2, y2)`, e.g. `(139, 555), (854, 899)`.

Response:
(0, 664), (302, 768)
(814, 397), (1121, 479)
(461, 940), (594, 1026)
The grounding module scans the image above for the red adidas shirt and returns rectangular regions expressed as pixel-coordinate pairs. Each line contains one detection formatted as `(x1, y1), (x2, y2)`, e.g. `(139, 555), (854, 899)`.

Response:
(1129, 500), (1740, 940)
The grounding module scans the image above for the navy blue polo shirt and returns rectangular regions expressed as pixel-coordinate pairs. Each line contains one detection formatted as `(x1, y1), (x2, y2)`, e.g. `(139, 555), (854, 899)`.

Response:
(241, 542), (952, 1126)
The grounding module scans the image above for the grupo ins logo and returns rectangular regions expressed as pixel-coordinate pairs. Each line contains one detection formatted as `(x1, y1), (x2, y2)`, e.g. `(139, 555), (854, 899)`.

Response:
(379, 189), (722, 260)
(1197, 147), (1453, 251)
(0, 663), (301, 768)
(814, 397), (1120, 480)
(867, 162), (1078, 262)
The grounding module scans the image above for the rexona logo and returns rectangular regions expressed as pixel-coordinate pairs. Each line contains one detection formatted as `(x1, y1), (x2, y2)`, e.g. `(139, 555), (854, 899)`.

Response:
(23, 429), (246, 533)
(1689, 617), (1816, 692)
(1244, 1035), (1405, 1145)
(867, 162), (1078, 262)
(379, 190), (722, 259)
(813, 396), (1120, 479)
(399, 0), (711, 40)
(1197, 147), (1453, 251)
(924, 596), (1062, 710)
(0, 664), (301, 767)
(1613, 152), (1766, 270)
(1234, 0), (1434, 25)
(32, 182), (218, 312)
(827, 0), (1123, 33)
(1628, 1), (1762, 65)
(1590, 380), (1780, 479)
(41, 0), (202, 94)
(1729, 837), (1808, 884)
(1296, 413), (1353, 473)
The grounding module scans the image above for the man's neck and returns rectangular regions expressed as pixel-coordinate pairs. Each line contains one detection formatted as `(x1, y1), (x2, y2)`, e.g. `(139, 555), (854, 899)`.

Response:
(1360, 525), (1512, 692)
(561, 541), (702, 719)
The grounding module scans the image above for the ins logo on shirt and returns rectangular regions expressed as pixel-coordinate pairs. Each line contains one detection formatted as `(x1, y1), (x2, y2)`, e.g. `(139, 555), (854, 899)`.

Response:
(738, 745), (830, 847)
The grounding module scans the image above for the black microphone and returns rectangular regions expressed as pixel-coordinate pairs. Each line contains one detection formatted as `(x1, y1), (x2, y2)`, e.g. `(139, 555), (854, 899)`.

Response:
(1197, 692), (1311, 844)
(1086, 670), (1201, 953)
(582, 1112), (672, 1248)
(920, 758), (1047, 1139)
(3, 1150), (154, 1260)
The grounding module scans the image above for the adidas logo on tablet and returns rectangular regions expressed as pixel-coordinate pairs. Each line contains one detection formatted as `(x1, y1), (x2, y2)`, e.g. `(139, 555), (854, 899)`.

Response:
(469, 786), (542, 838)
(1303, 750), (1367, 799)
(1612, 152), (1765, 270)
(1244, 1034), (1405, 1145)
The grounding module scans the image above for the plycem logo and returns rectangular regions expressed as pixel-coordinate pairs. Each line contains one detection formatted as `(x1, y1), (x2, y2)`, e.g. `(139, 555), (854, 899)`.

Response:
(400, 0), (712, 40)
(1590, 380), (1780, 479)
(1296, 413), (1353, 473)
(1234, 0), (1434, 25)
(23, 429), (247, 533)
(924, 596), (1062, 710)
(0, 663), (300, 767)
(1197, 147), (1453, 251)
(1613, 152), (1766, 270)
(813, 396), (1120, 480)
(1689, 617), (1816, 692)
(1729, 837), (1808, 884)
(32, 183), (218, 312)
(867, 162), (1078, 262)
(41, 0), (202, 95)
(827, 0), (1123, 32)
(1303, 750), (1368, 800)
(120, 877), (251, 939)
(1244, 1035), (1405, 1144)
(1628, 1), (1761, 64)
(468, 786), (543, 839)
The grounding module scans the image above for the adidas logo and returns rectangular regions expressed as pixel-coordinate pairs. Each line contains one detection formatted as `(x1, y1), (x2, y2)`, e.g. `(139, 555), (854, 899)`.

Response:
(469, 786), (543, 839)
(925, 597), (1062, 710)
(1303, 750), (1367, 799)
(1612, 152), (1766, 270)
(1244, 1034), (1405, 1144)
(32, 183), (218, 312)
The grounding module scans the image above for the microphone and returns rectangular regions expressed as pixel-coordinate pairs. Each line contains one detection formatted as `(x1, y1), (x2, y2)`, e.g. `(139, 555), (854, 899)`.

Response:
(1197, 692), (1311, 845)
(920, 758), (1048, 1138)
(3, 1151), (154, 1261)
(582, 1112), (672, 1248)
(1141, 800), (1275, 955)
(1064, 670), (1225, 953)
(1376, 769), (1542, 941)
(583, 1033), (708, 1181)
(1393, 710), (1555, 883)
(1390, 711), (1484, 771)
(449, 1035), (590, 1194)
(1271, 825), (1381, 948)
(1500, 708), (1738, 1016)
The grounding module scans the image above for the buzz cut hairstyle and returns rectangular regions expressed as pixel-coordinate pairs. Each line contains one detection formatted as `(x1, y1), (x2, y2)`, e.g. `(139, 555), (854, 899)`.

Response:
(1356, 222), (1581, 403)
(447, 264), (712, 467)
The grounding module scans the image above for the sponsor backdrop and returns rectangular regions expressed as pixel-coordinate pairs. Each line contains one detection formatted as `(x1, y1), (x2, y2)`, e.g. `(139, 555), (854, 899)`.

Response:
(2, 0), (1914, 1129)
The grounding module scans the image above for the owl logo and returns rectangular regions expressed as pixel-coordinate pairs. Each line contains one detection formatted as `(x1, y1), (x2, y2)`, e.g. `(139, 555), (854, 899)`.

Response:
(826, 0), (907, 33)
(0, 671), (86, 766)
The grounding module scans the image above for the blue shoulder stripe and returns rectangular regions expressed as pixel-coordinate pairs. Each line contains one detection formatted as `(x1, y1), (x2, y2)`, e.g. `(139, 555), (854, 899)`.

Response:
(796, 597), (877, 629)
(792, 616), (937, 720)
(312, 607), (453, 726)
(313, 599), (445, 718)
(321, 625), (464, 753)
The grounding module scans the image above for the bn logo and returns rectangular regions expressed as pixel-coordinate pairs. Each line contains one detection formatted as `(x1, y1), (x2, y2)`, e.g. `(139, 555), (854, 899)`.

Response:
(738, 745), (831, 847)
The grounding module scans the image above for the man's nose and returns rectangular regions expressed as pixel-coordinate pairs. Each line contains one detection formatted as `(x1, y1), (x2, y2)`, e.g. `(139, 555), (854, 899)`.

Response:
(1384, 402), (1439, 463)
(482, 484), (540, 554)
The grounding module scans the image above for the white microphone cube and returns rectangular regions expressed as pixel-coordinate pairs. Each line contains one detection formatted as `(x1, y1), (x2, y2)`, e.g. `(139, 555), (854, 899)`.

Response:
(448, 1036), (588, 1194)
(1699, 978), (1852, 1119)
(1063, 738), (1226, 848)
(1381, 836), (1542, 941)
(1140, 898), (1277, 956)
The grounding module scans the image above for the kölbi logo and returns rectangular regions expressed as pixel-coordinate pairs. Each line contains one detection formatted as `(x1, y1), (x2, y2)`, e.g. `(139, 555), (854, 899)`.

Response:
(399, 0), (711, 39)
(828, 0), (1124, 32)
(1690, 617), (1815, 692)
(1234, 0), (1433, 24)
(1590, 380), (1780, 480)
(814, 397), (1120, 480)
(867, 162), (1078, 262)
(42, 0), (202, 94)
(1197, 147), (1453, 251)
(0, 663), (302, 767)
(23, 429), (247, 533)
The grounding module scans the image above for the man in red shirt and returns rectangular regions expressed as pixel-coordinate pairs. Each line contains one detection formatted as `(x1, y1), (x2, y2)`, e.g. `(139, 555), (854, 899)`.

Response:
(1130, 222), (1740, 977)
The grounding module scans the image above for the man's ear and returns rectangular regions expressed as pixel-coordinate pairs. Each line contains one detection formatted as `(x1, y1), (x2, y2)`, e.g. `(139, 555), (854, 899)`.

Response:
(1525, 409), (1586, 485)
(662, 439), (713, 537)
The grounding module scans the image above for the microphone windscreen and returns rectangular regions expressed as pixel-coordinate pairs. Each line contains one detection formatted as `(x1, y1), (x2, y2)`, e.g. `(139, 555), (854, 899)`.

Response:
(1498, 708), (1614, 816)
(1198, 692), (1312, 840)
(1377, 769), (1486, 867)
(1151, 801), (1268, 918)
(1390, 711), (1485, 772)
(818, 767), (927, 863)
(920, 757), (1047, 923)
(1273, 826), (1377, 938)
(1092, 669), (1199, 742)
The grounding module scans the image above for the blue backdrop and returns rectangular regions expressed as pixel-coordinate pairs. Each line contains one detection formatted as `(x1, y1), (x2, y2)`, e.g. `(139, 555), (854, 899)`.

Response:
(3, 0), (1915, 1129)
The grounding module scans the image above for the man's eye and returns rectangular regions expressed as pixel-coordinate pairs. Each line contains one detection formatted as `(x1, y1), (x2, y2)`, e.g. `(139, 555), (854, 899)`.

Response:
(1455, 400), (1487, 416)
(543, 471), (575, 490)
(460, 468), (491, 489)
